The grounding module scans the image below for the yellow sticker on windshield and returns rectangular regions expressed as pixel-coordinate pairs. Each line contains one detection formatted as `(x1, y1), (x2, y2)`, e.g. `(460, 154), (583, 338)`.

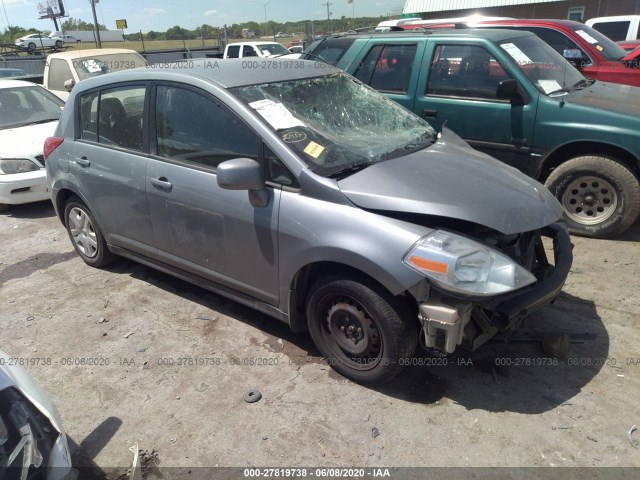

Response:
(596, 44), (603, 51)
(304, 141), (325, 159)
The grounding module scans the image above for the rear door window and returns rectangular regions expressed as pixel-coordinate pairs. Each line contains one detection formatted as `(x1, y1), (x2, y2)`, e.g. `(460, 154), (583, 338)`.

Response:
(354, 44), (418, 93)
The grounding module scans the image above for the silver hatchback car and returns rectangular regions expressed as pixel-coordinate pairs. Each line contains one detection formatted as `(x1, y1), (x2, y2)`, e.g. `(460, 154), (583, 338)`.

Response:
(45, 59), (572, 385)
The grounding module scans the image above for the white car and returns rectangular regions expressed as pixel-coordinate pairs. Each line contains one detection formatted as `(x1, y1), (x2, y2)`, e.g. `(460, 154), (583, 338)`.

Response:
(49, 33), (81, 44)
(0, 80), (65, 212)
(15, 33), (62, 50)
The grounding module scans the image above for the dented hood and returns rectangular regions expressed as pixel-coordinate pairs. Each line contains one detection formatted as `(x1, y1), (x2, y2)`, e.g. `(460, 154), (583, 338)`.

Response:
(338, 129), (563, 235)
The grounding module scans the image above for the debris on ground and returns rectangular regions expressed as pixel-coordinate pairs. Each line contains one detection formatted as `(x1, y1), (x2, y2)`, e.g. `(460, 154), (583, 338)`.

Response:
(244, 388), (262, 403)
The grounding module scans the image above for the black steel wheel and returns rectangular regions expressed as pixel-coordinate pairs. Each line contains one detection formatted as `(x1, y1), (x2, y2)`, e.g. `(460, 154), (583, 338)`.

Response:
(306, 277), (417, 385)
(64, 196), (115, 268)
(545, 155), (640, 238)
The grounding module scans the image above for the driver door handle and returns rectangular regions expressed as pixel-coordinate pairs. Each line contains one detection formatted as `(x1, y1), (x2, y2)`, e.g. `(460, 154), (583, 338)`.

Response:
(76, 156), (90, 167)
(151, 177), (173, 192)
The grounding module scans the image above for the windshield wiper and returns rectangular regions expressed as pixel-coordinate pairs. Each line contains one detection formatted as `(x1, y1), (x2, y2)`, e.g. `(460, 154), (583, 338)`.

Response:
(567, 78), (594, 91)
(327, 161), (375, 179)
(21, 118), (59, 126)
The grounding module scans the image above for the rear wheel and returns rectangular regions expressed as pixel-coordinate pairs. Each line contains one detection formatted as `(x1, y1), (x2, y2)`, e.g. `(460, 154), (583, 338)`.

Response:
(27, 42), (36, 50)
(64, 197), (115, 267)
(55, 40), (63, 48)
(545, 156), (640, 238)
(0, 204), (9, 213)
(306, 276), (417, 385)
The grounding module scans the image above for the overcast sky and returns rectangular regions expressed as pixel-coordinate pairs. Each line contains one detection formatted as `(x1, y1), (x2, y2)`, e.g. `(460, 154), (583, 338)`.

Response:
(1, 0), (406, 32)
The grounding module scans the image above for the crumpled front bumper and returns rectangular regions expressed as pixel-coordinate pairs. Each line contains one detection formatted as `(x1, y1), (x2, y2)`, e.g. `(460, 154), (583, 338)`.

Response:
(418, 222), (573, 353)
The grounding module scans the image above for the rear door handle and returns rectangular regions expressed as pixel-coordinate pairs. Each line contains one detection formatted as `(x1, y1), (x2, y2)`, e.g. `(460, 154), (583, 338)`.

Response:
(76, 156), (90, 167)
(151, 177), (173, 192)
(421, 109), (438, 118)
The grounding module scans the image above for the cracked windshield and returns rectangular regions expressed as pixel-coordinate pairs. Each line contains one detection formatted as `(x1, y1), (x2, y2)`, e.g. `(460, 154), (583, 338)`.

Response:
(232, 72), (436, 177)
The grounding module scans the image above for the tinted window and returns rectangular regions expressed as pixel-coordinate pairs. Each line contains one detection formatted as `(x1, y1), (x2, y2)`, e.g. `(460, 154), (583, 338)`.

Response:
(227, 45), (240, 58)
(354, 44), (418, 94)
(243, 45), (258, 57)
(79, 86), (145, 150)
(426, 45), (510, 100)
(303, 37), (356, 65)
(155, 85), (258, 169)
(590, 21), (630, 42)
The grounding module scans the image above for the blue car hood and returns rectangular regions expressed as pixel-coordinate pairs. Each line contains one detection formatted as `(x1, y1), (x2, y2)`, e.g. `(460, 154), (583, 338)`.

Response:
(338, 128), (563, 235)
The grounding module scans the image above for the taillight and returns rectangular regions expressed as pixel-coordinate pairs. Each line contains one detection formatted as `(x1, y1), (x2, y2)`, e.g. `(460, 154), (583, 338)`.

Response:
(43, 137), (64, 160)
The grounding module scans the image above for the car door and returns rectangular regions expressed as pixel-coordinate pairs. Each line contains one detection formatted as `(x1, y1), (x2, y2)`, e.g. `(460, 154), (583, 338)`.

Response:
(71, 84), (156, 255)
(349, 41), (425, 111)
(414, 41), (538, 174)
(146, 83), (281, 305)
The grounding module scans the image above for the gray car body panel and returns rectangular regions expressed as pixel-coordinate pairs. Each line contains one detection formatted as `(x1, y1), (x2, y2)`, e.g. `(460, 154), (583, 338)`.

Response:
(48, 59), (564, 327)
(339, 129), (564, 235)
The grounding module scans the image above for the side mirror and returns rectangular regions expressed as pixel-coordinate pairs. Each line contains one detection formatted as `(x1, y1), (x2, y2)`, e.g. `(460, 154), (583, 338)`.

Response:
(563, 48), (584, 67)
(496, 79), (523, 105)
(63, 78), (76, 92)
(217, 158), (269, 208)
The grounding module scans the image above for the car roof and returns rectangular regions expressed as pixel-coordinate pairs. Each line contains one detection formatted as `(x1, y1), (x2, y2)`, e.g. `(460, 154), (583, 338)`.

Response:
(474, 19), (582, 28)
(0, 79), (43, 89)
(47, 48), (142, 60)
(334, 27), (534, 43)
(227, 41), (281, 47)
(72, 58), (341, 91)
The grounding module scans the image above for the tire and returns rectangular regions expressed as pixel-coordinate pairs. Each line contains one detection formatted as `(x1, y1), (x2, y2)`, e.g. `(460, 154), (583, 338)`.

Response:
(64, 197), (115, 268)
(0, 204), (9, 214)
(545, 156), (640, 238)
(55, 40), (63, 48)
(27, 42), (36, 50)
(306, 276), (418, 385)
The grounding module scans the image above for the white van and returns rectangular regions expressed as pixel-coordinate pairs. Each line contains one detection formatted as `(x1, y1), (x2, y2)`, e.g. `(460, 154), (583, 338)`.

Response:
(586, 15), (640, 42)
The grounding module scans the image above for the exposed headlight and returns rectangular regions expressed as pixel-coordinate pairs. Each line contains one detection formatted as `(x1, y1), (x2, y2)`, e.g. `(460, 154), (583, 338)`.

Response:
(403, 230), (537, 296)
(0, 158), (41, 175)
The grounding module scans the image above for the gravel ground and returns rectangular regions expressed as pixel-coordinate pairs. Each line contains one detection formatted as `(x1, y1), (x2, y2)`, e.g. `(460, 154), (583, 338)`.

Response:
(1, 201), (639, 478)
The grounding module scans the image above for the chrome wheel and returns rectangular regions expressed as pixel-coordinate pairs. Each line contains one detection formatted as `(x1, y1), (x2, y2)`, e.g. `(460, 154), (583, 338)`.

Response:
(68, 207), (98, 258)
(561, 175), (618, 225)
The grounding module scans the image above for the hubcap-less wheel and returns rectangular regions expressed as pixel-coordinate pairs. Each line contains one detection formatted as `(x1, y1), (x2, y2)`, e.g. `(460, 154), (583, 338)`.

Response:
(68, 207), (98, 258)
(561, 175), (618, 225)
(320, 295), (382, 371)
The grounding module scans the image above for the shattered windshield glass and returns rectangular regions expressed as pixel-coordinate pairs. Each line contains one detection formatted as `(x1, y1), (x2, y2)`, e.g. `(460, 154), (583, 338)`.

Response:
(500, 36), (587, 95)
(231, 72), (436, 177)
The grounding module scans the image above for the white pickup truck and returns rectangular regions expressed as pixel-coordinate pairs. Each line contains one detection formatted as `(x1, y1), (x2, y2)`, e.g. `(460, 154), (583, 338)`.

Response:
(223, 41), (291, 59)
(43, 48), (147, 100)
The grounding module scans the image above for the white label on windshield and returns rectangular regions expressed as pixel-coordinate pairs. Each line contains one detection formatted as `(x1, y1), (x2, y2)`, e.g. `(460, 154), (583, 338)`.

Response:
(82, 60), (103, 73)
(538, 79), (562, 94)
(249, 99), (304, 130)
(576, 29), (598, 44)
(501, 43), (532, 65)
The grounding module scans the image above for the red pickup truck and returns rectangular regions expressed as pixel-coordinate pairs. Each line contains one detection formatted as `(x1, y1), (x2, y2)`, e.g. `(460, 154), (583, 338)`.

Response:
(405, 19), (640, 87)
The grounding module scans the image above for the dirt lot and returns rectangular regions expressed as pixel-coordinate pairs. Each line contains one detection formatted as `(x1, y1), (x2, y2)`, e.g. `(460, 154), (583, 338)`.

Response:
(1, 201), (639, 477)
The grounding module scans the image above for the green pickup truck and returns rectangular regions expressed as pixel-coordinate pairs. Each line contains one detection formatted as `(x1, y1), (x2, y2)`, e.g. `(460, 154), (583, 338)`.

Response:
(305, 29), (640, 238)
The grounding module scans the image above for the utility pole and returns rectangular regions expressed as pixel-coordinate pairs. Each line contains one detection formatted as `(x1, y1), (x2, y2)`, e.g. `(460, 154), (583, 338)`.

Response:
(323, 1), (332, 33)
(90, 0), (102, 48)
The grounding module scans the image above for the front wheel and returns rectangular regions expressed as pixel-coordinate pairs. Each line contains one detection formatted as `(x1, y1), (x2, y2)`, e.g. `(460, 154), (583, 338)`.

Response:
(27, 42), (36, 50)
(306, 277), (418, 385)
(545, 156), (640, 238)
(55, 40), (63, 48)
(64, 197), (115, 268)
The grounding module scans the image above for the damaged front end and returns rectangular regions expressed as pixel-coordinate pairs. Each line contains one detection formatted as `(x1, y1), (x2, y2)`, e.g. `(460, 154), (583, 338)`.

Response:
(407, 223), (572, 354)
(0, 352), (76, 480)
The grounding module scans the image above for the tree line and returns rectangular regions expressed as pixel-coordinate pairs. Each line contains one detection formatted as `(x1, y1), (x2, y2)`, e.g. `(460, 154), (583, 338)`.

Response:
(1, 15), (388, 44)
